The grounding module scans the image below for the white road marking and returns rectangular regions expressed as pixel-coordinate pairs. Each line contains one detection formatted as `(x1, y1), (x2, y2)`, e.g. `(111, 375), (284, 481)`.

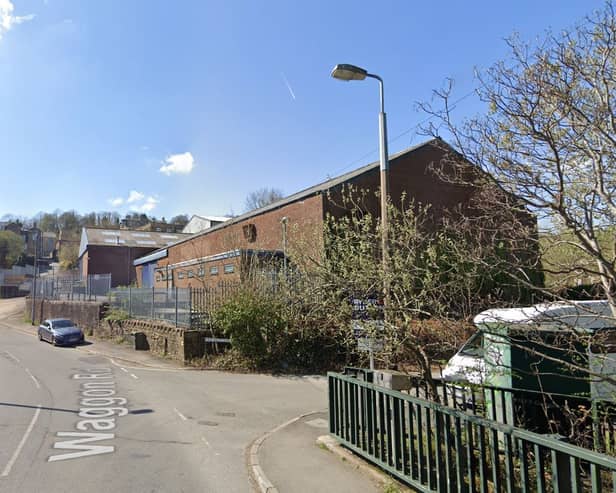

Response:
(99, 355), (182, 373)
(1, 405), (41, 477)
(174, 408), (187, 421)
(4, 350), (20, 363)
(130, 373), (138, 379)
(24, 368), (40, 389)
(120, 367), (128, 373)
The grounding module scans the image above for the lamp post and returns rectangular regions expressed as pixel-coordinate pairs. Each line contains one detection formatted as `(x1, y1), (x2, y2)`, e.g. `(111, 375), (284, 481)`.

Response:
(331, 63), (390, 310)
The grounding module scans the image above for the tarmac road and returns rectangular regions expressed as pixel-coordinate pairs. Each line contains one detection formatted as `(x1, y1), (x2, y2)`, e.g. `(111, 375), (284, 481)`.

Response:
(0, 298), (327, 493)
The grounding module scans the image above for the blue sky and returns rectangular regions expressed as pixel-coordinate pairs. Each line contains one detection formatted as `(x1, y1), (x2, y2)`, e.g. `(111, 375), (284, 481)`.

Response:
(0, 0), (605, 220)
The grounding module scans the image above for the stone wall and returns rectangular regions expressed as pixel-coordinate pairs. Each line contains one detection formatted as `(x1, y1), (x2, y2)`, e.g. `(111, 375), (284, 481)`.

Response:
(25, 297), (106, 332)
(97, 318), (204, 363)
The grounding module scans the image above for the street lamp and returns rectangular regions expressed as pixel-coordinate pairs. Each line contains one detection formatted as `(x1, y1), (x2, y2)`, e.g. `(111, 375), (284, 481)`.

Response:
(331, 63), (390, 308)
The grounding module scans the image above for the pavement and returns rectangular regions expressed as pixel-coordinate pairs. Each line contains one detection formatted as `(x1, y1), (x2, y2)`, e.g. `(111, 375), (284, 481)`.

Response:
(0, 297), (394, 492)
(254, 411), (384, 493)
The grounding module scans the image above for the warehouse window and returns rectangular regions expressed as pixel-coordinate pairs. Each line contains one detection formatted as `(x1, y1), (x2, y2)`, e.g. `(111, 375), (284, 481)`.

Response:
(224, 264), (234, 274)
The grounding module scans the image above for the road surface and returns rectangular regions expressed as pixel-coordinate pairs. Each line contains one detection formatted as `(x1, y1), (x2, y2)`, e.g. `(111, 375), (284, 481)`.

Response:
(0, 298), (327, 492)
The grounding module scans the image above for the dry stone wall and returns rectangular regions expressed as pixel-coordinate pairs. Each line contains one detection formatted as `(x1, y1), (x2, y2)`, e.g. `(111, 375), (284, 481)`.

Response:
(97, 319), (204, 362)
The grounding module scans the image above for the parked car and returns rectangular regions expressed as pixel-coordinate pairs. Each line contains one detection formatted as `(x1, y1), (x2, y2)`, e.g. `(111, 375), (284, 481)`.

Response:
(38, 318), (85, 346)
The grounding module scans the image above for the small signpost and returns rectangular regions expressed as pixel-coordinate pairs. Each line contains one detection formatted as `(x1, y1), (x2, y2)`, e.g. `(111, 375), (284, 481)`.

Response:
(350, 297), (384, 370)
(204, 337), (231, 344)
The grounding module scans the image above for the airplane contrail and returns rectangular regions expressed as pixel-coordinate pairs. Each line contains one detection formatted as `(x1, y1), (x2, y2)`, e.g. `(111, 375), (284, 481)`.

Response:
(281, 72), (296, 100)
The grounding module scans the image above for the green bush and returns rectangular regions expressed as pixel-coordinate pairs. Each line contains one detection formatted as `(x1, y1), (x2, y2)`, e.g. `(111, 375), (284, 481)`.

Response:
(212, 286), (348, 371)
(213, 288), (286, 367)
(104, 308), (130, 323)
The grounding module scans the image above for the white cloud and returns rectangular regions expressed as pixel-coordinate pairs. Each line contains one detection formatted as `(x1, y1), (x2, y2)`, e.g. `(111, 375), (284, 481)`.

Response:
(126, 190), (145, 204)
(109, 190), (159, 212)
(131, 196), (159, 213)
(109, 197), (124, 207)
(0, 0), (35, 40)
(160, 152), (195, 176)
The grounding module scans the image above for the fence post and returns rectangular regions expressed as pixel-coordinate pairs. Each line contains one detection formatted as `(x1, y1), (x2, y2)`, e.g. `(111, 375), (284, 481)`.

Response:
(550, 435), (572, 493)
(188, 286), (192, 328)
(175, 286), (179, 327)
(151, 287), (155, 320)
(128, 286), (132, 317)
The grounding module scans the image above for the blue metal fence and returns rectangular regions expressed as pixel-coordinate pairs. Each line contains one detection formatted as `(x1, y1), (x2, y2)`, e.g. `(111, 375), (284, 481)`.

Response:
(328, 372), (616, 492)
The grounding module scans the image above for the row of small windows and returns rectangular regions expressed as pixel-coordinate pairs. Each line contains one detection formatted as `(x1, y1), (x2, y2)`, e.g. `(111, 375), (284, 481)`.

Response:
(155, 263), (234, 282)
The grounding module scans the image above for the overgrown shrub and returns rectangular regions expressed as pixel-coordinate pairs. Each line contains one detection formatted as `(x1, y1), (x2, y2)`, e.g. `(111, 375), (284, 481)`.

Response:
(212, 284), (350, 371)
(213, 287), (286, 367)
(104, 308), (130, 323)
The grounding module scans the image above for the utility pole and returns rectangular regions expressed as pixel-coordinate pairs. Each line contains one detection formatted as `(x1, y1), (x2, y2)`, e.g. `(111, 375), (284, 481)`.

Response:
(30, 230), (39, 325)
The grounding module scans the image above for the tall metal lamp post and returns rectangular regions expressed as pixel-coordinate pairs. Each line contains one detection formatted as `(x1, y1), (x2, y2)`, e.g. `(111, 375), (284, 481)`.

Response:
(331, 63), (390, 309)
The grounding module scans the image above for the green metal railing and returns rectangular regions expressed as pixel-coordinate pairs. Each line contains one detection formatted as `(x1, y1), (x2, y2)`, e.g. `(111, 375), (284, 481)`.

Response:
(328, 372), (616, 492)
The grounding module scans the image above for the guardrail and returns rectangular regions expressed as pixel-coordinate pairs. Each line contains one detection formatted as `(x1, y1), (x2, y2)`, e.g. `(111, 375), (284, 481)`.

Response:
(328, 372), (616, 492)
(342, 368), (616, 455)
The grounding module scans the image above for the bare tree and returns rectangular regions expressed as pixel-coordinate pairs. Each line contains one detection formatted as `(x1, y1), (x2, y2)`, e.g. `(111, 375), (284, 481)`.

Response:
(421, 2), (616, 316)
(244, 187), (284, 212)
(170, 214), (189, 226)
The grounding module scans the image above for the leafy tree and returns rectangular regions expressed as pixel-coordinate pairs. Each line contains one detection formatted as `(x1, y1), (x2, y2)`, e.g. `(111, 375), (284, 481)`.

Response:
(421, 2), (616, 315)
(59, 242), (79, 270)
(0, 231), (24, 268)
(244, 187), (284, 212)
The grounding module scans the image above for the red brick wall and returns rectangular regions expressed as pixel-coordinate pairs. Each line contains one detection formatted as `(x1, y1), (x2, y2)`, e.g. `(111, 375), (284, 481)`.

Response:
(324, 143), (474, 222)
(139, 141), (530, 290)
(152, 194), (324, 288)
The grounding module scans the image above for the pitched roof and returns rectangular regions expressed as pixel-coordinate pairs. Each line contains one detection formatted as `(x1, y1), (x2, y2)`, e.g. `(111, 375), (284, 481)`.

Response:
(139, 138), (443, 255)
(188, 214), (231, 223)
(78, 228), (191, 258)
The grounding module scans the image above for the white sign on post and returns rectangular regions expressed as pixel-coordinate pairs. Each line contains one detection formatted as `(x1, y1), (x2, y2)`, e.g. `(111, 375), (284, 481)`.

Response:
(351, 319), (384, 370)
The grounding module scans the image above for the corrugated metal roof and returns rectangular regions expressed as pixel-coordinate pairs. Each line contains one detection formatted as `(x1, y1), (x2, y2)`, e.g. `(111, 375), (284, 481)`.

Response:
(133, 248), (168, 266)
(79, 228), (191, 258)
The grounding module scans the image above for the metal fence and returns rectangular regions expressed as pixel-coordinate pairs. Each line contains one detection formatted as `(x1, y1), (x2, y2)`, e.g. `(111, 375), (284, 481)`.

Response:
(108, 284), (239, 328)
(36, 273), (111, 301)
(190, 282), (239, 326)
(328, 372), (616, 492)
(391, 374), (616, 456)
(108, 287), (194, 327)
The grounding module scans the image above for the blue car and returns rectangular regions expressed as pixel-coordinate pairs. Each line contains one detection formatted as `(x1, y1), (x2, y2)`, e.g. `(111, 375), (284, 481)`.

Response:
(38, 318), (85, 346)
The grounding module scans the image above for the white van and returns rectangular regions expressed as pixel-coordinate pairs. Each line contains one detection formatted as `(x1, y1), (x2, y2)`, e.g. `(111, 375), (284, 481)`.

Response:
(442, 300), (616, 402)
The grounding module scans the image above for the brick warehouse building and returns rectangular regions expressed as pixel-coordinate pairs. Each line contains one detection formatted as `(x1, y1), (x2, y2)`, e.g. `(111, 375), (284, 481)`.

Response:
(78, 228), (191, 287)
(134, 138), (526, 289)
